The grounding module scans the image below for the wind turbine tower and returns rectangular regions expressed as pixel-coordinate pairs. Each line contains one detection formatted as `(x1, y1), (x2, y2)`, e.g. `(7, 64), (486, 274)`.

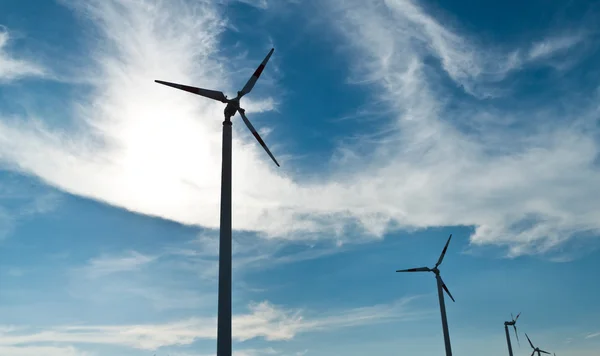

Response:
(396, 234), (456, 356)
(155, 48), (279, 356)
(504, 312), (521, 356)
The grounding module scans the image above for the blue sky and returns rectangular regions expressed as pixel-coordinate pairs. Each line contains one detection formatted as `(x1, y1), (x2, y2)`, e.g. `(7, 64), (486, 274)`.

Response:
(1, 0), (600, 355)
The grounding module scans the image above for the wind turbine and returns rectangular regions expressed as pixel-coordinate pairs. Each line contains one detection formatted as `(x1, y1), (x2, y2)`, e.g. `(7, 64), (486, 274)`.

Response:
(504, 312), (521, 356)
(396, 234), (455, 356)
(525, 333), (551, 356)
(155, 48), (279, 356)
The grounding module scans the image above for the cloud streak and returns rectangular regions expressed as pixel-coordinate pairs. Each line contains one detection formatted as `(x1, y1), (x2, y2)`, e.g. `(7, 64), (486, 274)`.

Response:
(0, 345), (90, 356)
(318, 0), (600, 257)
(0, 177), (62, 240)
(585, 331), (600, 339)
(0, 297), (427, 350)
(81, 251), (156, 278)
(528, 34), (585, 60)
(0, 27), (46, 82)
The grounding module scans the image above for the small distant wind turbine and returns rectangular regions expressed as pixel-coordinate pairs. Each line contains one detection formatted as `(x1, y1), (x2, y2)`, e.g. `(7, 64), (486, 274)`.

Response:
(526, 333), (551, 356)
(504, 312), (521, 356)
(155, 48), (279, 356)
(396, 234), (455, 356)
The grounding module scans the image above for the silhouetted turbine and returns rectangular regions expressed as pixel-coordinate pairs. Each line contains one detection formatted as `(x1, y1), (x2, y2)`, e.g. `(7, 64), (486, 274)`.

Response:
(504, 312), (521, 356)
(155, 48), (279, 356)
(526, 333), (551, 356)
(396, 234), (455, 356)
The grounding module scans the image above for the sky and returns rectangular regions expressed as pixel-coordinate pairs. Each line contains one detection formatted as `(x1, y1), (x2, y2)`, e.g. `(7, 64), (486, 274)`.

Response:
(0, 0), (600, 355)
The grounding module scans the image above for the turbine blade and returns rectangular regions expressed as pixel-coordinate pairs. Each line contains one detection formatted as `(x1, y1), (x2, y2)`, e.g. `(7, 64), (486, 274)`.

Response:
(515, 312), (521, 321)
(239, 48), (274, 97)
(238, 109), (280, 167)
(525, 333), (535, 349)
(539, 351), (550, 355)
(530, 351), (535, 356)
(440, 277), (455, 302)
(154, 80), (228, 103)
(435, 234), (452, 267)
(513, 324), (520, 346)
(396, 267), (430, 272)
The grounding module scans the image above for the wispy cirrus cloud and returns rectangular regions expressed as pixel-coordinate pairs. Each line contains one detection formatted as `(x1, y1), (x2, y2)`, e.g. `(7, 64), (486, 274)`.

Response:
(233, 0), (268, 9)
(0, 296), (427, 350)
(166, 348), (284, 356)
(528, 34), (585, 60)
(164, 231), (355, 282)
(65, 237), (352, 312)
(320, 0), (600, 257)
(66, 247), (214, 312)
(81, 250), (156, 278)
(0, 345), (91, 356)
(0, 27), (46, 82)
(65, 234), (346, 314)
(585, 331), (600, 339)
(0, 177), (61, 240)
(337, 0), (587, 97)
(6, 268), (24, 277)
(233, 348), (278, 356)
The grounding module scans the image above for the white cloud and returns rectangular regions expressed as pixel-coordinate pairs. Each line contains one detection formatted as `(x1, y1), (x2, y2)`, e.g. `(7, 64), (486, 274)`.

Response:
(0, 178), (61, 240)
(528, 35), (584, 60)
(584, 331), (600, 339)
(234, 348), (278, 356)
(315, 0), (600, 257)
(233, 0), (269, 9)
(66, 249), (212, 312)
(0, 345), (91, 356)
(558, 350), (600, 356)
(0, 0), (302, 238)
(167, 349), (280, 356)
(0, 28), (46, 82)
(65, 239), (344, 313)
(0, 326), (22, 333)
(7, 268), (24, 277)
(338, 0), (586, 97)
(0, 0), (599, 259)
(81, 251), (156, 278)
(0, 297), (426, 350)
(165, 232), (355, 281)
(0, 208), (14, 240)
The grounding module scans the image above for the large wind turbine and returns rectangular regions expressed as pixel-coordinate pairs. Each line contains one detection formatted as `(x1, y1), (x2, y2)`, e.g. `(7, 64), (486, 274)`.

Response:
(504, 312), (521, 356)
(526, 333), (551, 356)
(155, 48), (279, 356)
(396, 234), (455, 356)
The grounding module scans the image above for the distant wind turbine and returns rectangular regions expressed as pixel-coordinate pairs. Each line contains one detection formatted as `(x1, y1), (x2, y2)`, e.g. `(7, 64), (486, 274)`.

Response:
(526, 333), (551, 356)
(155, 48), (279, 356)
(396, 234), (455, 356)
(504, 312), (521, 356)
